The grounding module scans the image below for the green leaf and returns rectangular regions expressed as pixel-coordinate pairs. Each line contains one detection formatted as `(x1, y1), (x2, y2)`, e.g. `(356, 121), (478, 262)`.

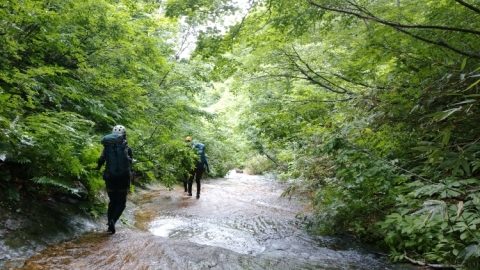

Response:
(32, 176), (81, 197)
(466, 79), (480, 91)
(456, 201), (464, 219)
(441, 128), (451, 146)
(431, 107), (462, 122)
(451, 99), (476, 106)
(461, 58), (467, 71)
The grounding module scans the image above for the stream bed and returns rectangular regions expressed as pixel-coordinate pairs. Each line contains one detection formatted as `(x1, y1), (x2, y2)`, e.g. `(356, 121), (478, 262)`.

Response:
(8, 172), (413, 270)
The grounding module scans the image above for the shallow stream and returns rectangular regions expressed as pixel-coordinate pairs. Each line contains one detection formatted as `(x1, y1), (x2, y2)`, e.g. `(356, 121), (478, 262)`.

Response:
(12, 172), (410, 269)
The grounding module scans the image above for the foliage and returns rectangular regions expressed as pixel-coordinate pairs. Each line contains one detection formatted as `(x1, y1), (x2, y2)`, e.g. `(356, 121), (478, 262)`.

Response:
(191, 0), (480, 267)
(3, 0), (480, 267)
(186, 81), (252, 178)
(0, 0), (237, 213)
(165, 0), (236, 22)
(244, 154), (274, 175)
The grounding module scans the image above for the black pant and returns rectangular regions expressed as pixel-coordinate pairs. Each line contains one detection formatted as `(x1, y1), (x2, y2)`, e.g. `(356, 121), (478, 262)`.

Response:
(188, 165), (205, 196)
(183, 175), (188, 192)
(107, 190), (128, 225)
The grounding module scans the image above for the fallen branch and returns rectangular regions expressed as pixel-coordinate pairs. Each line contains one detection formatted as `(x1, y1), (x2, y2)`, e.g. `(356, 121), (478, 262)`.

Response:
(404, 253), (458, 269)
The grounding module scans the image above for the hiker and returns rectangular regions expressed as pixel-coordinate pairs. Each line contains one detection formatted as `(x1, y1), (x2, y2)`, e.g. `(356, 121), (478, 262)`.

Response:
(185, 136), (210, 199)
(182, 136), (193, 193)
(97, 125), (133, 234)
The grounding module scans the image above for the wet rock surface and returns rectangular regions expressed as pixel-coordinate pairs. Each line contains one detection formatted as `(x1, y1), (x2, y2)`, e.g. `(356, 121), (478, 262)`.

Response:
(5, 172), (415, 269)
(0, 198), (102, 270)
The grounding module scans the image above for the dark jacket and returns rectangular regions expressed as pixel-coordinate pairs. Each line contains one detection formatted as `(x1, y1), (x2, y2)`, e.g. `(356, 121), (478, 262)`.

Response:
(97, 134), (133, 190)
(193, 142), (209, 172)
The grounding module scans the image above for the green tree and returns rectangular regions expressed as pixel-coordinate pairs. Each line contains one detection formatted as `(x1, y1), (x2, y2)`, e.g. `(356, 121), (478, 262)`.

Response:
(192, 0), (480, 266)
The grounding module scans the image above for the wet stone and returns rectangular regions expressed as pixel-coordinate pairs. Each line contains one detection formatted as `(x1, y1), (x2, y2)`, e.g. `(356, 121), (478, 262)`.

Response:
(270, 242), (288, 251)
(0, 246), (10, 260)
(4, 218), (23, 231)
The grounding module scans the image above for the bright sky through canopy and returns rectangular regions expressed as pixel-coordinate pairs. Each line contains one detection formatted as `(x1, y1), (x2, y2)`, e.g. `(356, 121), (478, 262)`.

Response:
(177, 0), (251, 59)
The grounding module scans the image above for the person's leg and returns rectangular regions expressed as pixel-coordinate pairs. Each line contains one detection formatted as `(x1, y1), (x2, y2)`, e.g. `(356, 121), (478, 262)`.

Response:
(107, 190), (127, 234)
(195, 167), (204, 199)
(106, 191), (116, 233)
(183, 177), (188, 192)
(187, 170), (194, 196)
(107, 191), (114, 223)
(112, 190), (128, 224)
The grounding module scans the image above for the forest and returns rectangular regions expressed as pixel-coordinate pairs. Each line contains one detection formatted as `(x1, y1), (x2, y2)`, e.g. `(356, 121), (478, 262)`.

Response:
(1, 0), (480, 268)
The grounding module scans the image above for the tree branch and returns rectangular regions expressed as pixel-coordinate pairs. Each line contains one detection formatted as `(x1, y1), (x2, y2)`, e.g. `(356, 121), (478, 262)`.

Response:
(393, 26), (480, 59)
(403, 253), (458, 269)
(290, 46), (355, 94)
(455, 0), (480, 14)
(283, 97), (353, 103)
(310, 0), (480, 36)
(249, 74), (312, 81)
(306, 0), (480, 59)
(228, 0), (256, 42)
(330, 72), (386, 90)
(282, 49), (356, 94)
(257, 70), (385, 90)
(175, 24), (195, 60)
(158, 69), (172, 89)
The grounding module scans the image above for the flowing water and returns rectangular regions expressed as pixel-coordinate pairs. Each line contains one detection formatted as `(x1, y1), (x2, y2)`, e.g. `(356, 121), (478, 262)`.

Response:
(12, 172), (408, 270)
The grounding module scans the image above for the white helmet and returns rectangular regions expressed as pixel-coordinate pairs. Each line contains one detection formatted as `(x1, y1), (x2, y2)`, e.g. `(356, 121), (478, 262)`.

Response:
(112, 125), (126, 135)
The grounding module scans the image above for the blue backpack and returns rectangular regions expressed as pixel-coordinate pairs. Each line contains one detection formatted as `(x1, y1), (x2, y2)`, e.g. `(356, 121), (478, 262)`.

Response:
(101, 133), (131, 178)
(193, 142), (207, 167)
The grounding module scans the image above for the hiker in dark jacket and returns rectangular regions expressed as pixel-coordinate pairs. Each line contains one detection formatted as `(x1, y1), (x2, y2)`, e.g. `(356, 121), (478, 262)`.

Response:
(97, 125), (133, 234)
(182, 136), (193, 193)
(185, 136), (210, 199)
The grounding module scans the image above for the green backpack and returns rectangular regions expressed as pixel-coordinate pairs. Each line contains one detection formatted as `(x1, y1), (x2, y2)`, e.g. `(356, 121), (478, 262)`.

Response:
(101, 133), (131, 178)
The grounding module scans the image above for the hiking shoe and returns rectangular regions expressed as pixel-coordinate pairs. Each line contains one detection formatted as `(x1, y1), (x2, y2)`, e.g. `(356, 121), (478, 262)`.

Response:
(188, 193), (192, 196)
(196, 194), (200, 199)
(107, 221), (116, 234)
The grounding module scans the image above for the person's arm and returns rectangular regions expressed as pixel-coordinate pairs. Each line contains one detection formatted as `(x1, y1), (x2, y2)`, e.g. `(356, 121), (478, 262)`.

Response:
(204, 147), (210, 173)
(127, 146), (134, 185)
(127, 146), (133, 165)
(96, 148), (106, 170)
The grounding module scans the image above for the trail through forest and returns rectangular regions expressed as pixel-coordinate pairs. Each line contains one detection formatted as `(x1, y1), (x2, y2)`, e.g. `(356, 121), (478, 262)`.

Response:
(9, 172), (404, 270)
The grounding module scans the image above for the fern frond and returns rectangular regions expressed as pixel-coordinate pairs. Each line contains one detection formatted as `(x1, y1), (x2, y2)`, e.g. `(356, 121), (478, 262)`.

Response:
(32, 176), (81, 197)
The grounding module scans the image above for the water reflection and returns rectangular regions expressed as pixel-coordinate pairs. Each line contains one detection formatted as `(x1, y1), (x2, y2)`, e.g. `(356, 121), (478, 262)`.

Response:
(150, 216), (265, 255)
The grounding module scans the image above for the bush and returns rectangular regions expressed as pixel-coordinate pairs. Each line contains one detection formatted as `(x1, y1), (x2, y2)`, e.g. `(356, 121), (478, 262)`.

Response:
(244, 154), (275, 175)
